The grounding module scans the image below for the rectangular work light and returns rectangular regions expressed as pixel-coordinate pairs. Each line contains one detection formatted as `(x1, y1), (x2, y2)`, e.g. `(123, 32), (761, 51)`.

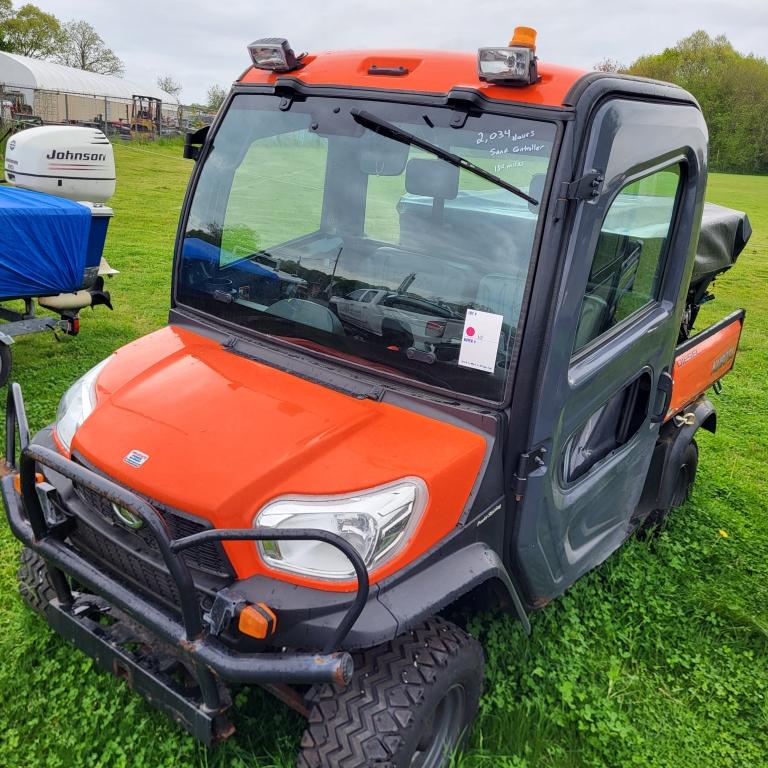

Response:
(478, 27), (539, 85)
(247, 37), (300, 72)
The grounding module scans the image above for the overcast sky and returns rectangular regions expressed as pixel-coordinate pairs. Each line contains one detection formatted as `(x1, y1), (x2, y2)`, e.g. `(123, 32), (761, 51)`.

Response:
(36, 0), (768, 104)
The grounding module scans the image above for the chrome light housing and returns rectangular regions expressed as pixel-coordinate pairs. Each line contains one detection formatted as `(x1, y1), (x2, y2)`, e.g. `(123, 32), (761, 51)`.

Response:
(255, 478), (427, 580)
(55, 357), (112, 454)
(478, 46), (537, 84)
(478, 27), (539, 85)
(247, 37), (300, 72)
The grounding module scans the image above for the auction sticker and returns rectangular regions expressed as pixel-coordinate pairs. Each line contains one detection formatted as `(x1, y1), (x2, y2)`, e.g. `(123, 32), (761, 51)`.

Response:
(458, 309), (504, 373)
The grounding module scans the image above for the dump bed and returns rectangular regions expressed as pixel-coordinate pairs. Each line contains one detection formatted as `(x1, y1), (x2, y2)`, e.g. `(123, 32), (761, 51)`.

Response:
(665, 309), (745, 421)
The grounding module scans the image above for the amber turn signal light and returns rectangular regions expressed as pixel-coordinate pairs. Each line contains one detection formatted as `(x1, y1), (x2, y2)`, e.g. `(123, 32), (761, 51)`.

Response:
(238, 602), (278, 640)
(510, 26), (537, 50)
(12, 472), (44, 494)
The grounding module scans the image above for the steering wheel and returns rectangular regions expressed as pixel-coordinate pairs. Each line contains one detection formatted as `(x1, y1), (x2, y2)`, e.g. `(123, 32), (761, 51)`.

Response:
(266, 299), (346, 335)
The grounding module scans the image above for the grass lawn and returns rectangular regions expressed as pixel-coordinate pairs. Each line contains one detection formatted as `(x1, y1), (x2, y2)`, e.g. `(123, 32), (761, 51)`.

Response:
(0, 140), (766, 768)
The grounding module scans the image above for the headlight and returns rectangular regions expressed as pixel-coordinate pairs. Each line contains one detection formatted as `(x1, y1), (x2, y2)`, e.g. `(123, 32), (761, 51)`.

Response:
(255, 478), (427, 580)
(55, 357), (112, 454)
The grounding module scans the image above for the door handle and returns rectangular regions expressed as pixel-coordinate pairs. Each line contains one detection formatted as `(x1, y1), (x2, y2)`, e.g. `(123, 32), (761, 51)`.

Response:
(651, 370), (673, 424)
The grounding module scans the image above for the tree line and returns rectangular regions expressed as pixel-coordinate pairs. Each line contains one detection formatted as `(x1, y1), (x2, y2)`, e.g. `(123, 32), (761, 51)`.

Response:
(3, 14), (767, 154)
(0, 2), (227, 109)
(596, 31), (768, 174)
(0, 1), (123, 76)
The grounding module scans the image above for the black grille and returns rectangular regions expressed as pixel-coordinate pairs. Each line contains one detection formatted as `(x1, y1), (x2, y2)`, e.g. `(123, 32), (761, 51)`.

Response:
(72, 482), (231, 578)
(69, 514), (185, 607)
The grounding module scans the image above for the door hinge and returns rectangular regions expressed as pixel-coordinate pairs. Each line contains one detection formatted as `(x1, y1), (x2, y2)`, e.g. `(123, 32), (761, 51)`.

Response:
(554, 169), (604, 221)
(512, 446), (548, 501)
(563, 169), (604, 200)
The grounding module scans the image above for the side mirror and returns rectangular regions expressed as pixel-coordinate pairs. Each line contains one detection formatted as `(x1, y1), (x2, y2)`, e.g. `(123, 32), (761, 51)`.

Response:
(183, 125), (210, 161)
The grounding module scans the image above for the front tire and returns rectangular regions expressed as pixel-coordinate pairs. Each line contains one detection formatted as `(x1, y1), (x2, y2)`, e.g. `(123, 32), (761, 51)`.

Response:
(297, 617), (484, 768)
(17, 547), (56, 614)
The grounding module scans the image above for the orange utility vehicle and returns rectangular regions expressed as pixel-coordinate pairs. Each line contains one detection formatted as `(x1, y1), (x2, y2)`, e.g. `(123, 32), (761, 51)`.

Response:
(2, 30), (749, 767)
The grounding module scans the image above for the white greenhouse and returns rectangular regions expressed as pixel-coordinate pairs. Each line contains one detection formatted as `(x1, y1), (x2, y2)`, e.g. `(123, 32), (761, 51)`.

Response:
(0, 51), (178, 127)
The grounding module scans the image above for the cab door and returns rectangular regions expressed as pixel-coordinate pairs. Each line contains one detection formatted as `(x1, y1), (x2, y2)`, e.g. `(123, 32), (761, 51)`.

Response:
(512, 97), (708, 603)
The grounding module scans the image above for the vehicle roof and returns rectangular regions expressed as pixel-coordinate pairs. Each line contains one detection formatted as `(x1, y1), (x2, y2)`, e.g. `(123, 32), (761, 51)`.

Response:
(238, 49), (588, 108)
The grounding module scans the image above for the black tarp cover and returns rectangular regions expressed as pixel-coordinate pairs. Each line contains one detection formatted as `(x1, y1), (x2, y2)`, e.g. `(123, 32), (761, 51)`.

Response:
(693, 202), (752, 286)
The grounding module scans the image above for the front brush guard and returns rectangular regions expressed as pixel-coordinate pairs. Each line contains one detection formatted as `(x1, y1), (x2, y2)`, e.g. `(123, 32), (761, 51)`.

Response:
(2, 383), (370, 741)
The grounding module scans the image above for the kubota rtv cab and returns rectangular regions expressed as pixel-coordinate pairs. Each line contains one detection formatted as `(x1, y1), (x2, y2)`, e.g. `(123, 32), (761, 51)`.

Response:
(2, 30), (749, 768)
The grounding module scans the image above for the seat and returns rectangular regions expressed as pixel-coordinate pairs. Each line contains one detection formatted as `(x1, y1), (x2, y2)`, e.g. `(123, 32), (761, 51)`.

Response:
(574, 294), (609, 350)
(265, 299), (345, 335)
(475, 272), (527, 325)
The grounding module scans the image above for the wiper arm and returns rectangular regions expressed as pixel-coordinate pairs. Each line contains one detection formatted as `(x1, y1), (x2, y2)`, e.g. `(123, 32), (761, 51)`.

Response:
(351, 108), (539, 206)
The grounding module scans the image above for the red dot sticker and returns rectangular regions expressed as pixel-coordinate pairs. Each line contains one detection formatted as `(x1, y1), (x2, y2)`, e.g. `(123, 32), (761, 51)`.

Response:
(466, 327), (476, 337)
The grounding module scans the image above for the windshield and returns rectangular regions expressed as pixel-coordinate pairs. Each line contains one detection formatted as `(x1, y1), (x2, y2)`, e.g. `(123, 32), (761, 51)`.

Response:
(177, 93), (557, 402)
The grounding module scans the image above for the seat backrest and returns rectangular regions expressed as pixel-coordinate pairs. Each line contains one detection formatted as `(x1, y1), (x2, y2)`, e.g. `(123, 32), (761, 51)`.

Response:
(265, 298), (344, 335)
(574, 294), (608, 350)
(475, 272), (527, 325)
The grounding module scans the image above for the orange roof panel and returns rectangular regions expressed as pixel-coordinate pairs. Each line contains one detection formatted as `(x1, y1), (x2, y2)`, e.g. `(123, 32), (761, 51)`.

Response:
(239, 49), (586, 107)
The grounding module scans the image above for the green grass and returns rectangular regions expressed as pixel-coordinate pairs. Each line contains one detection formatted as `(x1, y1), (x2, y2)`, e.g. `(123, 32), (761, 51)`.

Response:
(0, 141), (766, 768)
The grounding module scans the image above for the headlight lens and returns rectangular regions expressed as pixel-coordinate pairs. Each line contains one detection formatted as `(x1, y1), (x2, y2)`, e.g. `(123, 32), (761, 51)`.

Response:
(255, 478), (427, 580)
(55, 357), (112, 454)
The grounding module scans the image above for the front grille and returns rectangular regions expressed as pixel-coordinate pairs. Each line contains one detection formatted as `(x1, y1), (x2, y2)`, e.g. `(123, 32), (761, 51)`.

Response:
(67, 481), (234, 613)
(69, 514), (186, 607)
(72, 482), (231, 578)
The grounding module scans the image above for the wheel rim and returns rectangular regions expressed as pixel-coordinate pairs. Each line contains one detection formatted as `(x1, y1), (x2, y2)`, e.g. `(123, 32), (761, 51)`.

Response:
(411, 683), (467, 768)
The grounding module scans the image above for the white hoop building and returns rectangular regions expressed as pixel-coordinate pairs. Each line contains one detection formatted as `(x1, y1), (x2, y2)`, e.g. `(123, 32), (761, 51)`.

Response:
(0, 52), (178, 126)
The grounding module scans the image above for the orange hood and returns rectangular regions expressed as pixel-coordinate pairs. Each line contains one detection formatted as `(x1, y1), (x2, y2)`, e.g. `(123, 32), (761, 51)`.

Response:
(72, 326), (487, 587)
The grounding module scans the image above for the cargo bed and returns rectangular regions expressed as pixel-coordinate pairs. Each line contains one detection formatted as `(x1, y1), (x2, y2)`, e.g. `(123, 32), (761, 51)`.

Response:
(666, 309), (745, 421)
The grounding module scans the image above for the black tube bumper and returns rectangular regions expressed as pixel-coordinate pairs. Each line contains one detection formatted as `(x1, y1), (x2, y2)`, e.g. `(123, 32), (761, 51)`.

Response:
(2, 472), (356, 686)
(1, 381), (373, 698)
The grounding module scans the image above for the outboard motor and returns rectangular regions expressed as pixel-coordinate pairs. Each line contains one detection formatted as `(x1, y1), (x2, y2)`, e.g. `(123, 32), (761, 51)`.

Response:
(0, 126), (120, 385)
(3, 125), (118, 309)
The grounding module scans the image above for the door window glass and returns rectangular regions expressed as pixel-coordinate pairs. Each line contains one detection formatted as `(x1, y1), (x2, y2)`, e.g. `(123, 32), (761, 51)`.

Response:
(574, 165), (682, 352)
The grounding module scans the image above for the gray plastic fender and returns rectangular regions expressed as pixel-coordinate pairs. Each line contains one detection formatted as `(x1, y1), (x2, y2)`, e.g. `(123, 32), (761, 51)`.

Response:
(656, 397), (715, 510)
(377, 541), (531, 635)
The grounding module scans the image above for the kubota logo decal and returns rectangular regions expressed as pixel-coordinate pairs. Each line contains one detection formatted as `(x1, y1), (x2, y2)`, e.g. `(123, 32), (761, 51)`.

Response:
(124, 449), (149, 468)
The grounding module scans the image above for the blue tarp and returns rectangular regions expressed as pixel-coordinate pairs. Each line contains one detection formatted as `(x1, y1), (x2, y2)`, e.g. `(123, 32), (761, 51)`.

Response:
(182, 236), (280, 281)
(0, 186), (89, 299)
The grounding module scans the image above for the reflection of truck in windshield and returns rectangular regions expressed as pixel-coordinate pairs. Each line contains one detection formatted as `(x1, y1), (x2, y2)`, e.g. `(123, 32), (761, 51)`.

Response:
(330, 286), (464, 360)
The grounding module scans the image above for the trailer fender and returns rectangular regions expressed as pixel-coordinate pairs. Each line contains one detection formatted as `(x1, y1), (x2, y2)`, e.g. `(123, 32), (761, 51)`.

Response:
(0, 331), (15, 346)
(656, 397), (714, 511)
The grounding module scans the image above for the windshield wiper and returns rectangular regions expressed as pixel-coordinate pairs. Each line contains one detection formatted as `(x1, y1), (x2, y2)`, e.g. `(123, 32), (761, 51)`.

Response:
(350, 108), (539, 206)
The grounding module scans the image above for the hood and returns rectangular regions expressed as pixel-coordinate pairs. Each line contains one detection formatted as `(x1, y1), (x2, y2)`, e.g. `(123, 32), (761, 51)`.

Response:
(73, 325), (487, 583)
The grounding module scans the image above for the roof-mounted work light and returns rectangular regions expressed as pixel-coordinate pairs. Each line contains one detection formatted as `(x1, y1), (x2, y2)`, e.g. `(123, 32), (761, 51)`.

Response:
(247, 37), (301, 72)
(478, 27), (539, 86)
